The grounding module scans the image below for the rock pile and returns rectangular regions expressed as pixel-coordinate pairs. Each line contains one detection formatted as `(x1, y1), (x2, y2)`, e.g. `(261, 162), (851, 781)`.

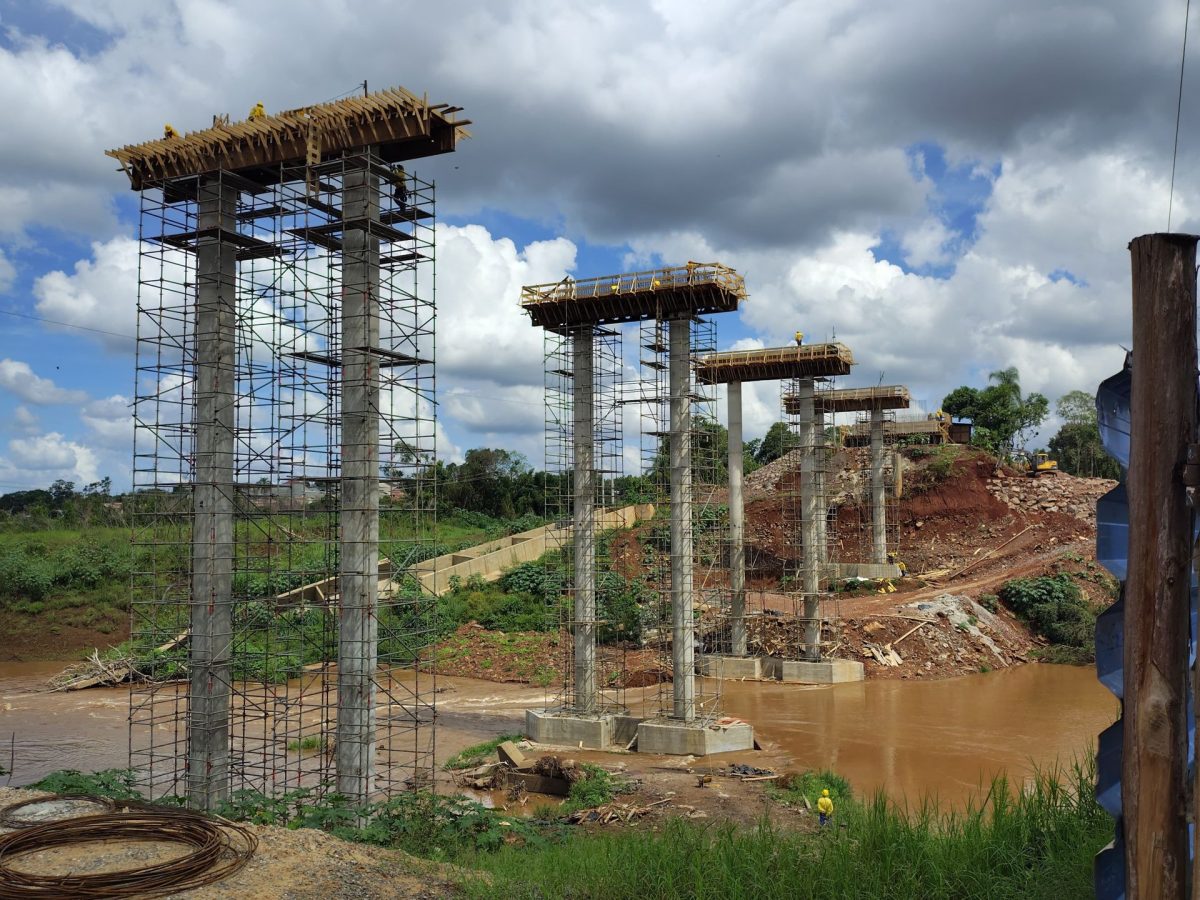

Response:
(986, 471), (1116, 524)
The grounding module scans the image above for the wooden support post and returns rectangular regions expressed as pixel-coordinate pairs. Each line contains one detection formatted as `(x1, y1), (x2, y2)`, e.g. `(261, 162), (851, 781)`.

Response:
(1125, 232), (1197, 900)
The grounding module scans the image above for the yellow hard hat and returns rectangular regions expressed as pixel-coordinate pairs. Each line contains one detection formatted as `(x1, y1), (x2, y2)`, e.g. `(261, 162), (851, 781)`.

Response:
(822, 789), (830, 796)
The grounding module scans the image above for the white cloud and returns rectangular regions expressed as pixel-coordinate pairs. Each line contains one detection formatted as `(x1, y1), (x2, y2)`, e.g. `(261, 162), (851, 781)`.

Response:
(0, 248), (14, 293)
(0, 359), (88, 404)
(81, 394), (133, 448)
(5, 432), (99, 484)
(33, 236), (138, 350)
(11, 405), (38, 434)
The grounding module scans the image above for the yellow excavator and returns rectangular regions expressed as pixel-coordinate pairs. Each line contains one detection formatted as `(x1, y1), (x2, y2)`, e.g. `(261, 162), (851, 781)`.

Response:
(1017, 451), (1059, 477)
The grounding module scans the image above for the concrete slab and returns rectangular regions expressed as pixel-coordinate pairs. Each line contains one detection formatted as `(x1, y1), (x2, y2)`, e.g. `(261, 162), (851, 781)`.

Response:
(696, 655), (764, 679)
(636, 720), (755, 756)
(525, 709), (613, 749)
(775, 659), (865, 684)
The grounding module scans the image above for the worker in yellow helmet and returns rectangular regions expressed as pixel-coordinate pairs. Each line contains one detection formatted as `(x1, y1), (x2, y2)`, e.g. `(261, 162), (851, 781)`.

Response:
(249, 101), (266, 120)
(795, 331), (804, 346)
(817, 788), (834, 826)
(888, 552), (909, 578)
(163, 124), (180, 139)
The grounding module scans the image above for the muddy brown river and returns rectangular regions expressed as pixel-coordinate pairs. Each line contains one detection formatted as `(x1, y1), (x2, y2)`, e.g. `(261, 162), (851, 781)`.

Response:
(0, 662), (1115, 806)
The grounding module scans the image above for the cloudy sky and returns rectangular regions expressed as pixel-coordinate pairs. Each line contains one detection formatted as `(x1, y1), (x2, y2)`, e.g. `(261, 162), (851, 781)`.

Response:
(0, 0), (1191, 490)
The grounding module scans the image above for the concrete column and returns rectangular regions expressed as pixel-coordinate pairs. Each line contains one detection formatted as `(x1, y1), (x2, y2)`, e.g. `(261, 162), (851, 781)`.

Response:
(795, 379), (821, 661)
(337, 155), (381, 801)
(669, 316), (695, 721)
(188, 175), (237, 810)
(814, 405), (828, 566)
(727, 381), (747, 657)
(572, 327), (597, 712)
(870, 408), (887, 565)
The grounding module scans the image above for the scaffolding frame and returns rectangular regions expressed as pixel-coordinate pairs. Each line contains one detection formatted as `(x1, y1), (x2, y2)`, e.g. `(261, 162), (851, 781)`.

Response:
(129, 153), (438, 806)
(542, 325), (626, 715)
(633, 316), (724, 722)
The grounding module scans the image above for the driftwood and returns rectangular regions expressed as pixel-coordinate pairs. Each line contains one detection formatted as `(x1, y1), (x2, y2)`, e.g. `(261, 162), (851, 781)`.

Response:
(50, 629), (190, 692)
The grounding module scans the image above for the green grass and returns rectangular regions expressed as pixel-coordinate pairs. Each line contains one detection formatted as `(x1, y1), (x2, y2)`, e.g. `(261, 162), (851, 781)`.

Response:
(463, 761), (1109, 900)
(287, 735), (327, 753)
(444, 732), (526, 770)
(765, 769), (851, 810)
(28, 761), (1110, 898)
(560, 763), (622, 814)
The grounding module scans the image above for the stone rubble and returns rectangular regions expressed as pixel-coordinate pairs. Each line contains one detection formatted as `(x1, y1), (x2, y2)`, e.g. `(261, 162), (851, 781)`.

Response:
(985, 471), (1117, 525)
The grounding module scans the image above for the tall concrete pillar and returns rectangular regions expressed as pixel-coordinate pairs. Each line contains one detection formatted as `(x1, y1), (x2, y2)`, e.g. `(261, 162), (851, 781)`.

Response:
(727, 381), (747, 657)
(814, 404), (828, 566)
(795, 378), (821, 661)
(870, 408), (887, 565)
(188, 175), (237, 811)
(669, 316), (695, 721)
(337, 155), (381, 801)
(572, 327), (597, 712)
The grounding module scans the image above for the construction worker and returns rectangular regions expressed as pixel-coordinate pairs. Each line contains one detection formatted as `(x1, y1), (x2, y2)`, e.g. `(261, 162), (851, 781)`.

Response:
(795, 330), (804, 346)
(249, 101), (266, 120)
(888, 551), (909, 577)
(392, 165), (408, 209)
(817, 788), (834, 826)
(163, 124), (180, 139)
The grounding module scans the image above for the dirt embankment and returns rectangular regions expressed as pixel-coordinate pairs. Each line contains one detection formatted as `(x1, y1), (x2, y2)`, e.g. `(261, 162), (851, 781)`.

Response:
(433, 450), (1117, 687)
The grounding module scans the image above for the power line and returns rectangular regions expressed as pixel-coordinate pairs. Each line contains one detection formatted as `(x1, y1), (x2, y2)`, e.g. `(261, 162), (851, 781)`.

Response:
(0, 308), (137, 343)
(1169, 0), (1192, 231)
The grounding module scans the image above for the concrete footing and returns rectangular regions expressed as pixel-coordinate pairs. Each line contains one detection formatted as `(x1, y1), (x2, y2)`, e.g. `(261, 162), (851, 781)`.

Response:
(636, 720), (756, 756)
(832, 562), (902, 580)
(775, 659), (865, 684)
(696, 654), (765, 679)
(525, 710), (614, 749)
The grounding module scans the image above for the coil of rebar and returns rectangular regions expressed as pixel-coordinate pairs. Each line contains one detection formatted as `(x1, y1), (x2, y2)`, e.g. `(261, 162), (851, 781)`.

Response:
(0, 808), (257, 899)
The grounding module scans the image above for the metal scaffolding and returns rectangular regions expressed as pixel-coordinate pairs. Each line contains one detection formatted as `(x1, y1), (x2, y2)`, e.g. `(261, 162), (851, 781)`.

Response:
(128, 150), (440, 806)
(542, 324), (625, 715)
(634, 316), (723, 722)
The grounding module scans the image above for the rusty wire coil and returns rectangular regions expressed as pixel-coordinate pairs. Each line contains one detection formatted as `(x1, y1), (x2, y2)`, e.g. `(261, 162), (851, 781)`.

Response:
(0, 808), (257, 899)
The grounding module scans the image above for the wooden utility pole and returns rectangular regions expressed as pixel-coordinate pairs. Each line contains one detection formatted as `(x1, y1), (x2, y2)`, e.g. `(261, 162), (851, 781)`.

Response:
(1125, 233), (1197, 899)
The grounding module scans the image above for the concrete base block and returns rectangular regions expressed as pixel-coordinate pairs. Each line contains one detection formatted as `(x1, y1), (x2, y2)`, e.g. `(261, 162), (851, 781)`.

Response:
(775, 659), (865, 684)
(636, 720), (756, 756)
(696, 655), (764, 679)
(525, 709), (613, 749)
(832, 562), (902, 580)
(612, 715), (643, 747)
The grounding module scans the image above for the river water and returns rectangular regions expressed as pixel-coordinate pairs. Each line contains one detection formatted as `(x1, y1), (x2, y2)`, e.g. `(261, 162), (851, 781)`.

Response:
(0, 661), (1115, 805)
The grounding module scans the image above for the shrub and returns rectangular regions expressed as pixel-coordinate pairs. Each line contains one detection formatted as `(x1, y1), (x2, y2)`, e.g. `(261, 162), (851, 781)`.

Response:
(998, 574), (1097, 662)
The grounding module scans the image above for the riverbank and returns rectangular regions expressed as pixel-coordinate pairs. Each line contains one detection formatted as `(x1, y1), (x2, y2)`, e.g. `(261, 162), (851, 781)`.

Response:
(0, 756), (1110, 899)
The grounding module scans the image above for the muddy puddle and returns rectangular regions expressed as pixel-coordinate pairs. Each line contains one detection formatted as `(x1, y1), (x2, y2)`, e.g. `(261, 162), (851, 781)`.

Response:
(0, 661), (1115, 806)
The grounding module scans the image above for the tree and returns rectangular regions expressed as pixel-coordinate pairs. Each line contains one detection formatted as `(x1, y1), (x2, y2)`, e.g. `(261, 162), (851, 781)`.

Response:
(754, 422), (795, 466)
(941, 367), (1049, 456)
(1048, 390), (1121, 479)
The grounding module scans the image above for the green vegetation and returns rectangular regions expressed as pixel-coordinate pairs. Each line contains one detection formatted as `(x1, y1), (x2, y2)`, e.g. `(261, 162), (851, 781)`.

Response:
(998, 574), (1098, 664)
(27, 768), (142, 800)
(467, 763), (1109, 899)
(444, 733), (526, 771)
(765, 769), (852, 809)
(561, 763), (625, 814)
(942, 366), (1049, 457)
(27, 762), (1111, 898)
(287, 735), (327, 753)
(1048, 390), (1122, 480)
